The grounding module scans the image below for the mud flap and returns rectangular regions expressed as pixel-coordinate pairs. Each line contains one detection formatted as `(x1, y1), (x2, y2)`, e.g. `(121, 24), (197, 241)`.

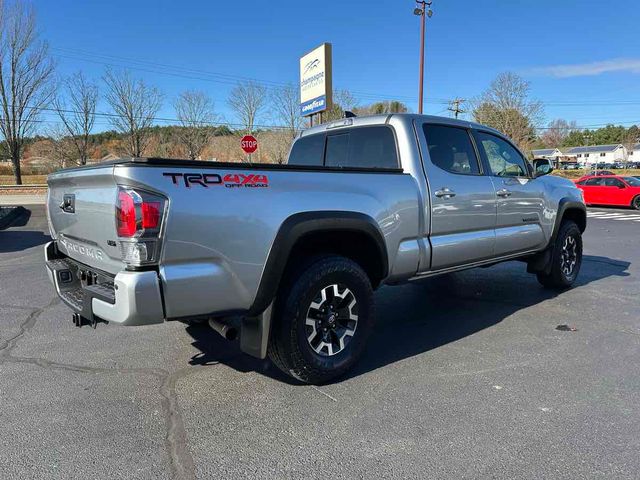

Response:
(527, 248), (553, 275)
(240, 302), (273, 359)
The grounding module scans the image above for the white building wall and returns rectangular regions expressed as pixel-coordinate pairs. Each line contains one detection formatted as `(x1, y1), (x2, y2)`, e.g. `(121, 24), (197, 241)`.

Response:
(578, 148), (625, 165)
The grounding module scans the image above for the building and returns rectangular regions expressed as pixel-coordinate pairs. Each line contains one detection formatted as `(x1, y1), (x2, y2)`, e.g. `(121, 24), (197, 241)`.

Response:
(628, 144), (640, 161)
(531, 148), (576, 167)
(563, 144), (626, 166)
(531, 148), (562, 160)
(531, 144), (629, 167)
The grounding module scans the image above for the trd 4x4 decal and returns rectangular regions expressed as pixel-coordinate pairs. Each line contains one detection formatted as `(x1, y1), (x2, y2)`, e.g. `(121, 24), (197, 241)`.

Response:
(163, 172), (269, 188)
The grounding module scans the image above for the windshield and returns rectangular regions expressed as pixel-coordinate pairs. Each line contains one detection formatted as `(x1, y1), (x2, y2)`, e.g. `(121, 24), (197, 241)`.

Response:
(623, 177), (640, 187)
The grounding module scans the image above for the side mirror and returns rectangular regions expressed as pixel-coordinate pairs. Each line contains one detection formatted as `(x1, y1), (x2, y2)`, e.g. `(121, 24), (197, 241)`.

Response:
(533, 158), (554, 177)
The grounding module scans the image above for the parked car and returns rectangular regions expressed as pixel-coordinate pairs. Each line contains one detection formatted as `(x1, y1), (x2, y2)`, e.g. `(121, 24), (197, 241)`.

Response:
(575, 175), (640, 209)
(44, 114), (586, 383)
(559, 163), (579, 170)
(578, 170), (614, 180)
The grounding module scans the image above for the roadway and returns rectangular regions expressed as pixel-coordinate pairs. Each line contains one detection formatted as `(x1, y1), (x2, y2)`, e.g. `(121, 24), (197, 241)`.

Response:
(0, 205), (638, 479)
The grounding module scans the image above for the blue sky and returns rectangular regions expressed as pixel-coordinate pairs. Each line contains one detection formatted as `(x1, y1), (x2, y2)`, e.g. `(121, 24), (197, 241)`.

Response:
(34, 0), (640, 131)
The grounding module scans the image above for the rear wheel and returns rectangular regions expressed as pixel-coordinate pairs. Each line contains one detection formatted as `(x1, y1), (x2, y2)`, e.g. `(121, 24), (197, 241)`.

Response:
(268, 255), (374, 384)
(536, 220), (583, 289)
(632, 196), (640, 210)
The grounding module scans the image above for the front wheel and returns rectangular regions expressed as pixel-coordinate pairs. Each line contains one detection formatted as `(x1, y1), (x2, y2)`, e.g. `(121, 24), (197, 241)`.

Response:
(268, 255), (374, 384)
(536, 220), (583, 289)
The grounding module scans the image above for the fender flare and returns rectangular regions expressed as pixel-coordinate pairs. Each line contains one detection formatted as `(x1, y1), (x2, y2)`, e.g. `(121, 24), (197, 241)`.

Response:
(550, 199), (586, 244)
(527, 199), (586, 275)
(247, 211), (388, 317)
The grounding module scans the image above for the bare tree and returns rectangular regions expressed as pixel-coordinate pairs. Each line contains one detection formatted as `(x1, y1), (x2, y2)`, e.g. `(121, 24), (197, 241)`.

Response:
(44, 124), (75, 169)
(228, 81), (266, 134)
(357, 100), (408, 115)
(324, 89), (359, 122)
(53, 71), (98, 165)
(472, 72), (544, 151)
(270, 83), (302, 140)
(0, 0), (55, 184)
(174, 90), (218, 160)
(539, 119), (578, 148)
(103, 68), (163, 158)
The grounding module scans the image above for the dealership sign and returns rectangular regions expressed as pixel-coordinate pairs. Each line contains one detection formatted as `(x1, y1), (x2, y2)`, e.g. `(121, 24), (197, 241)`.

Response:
(299, 43), (332, 117)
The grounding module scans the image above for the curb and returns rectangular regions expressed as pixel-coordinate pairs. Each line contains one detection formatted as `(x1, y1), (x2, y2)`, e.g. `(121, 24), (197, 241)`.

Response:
(0, 206), (28, 230)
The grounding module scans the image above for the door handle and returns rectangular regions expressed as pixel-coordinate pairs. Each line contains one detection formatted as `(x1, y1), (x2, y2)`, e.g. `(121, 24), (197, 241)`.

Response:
(496, 189), (512, 198)
(435, 188), (456, 198)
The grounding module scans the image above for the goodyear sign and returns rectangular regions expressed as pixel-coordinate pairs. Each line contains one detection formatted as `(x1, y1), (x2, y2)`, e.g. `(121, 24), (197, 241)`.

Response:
(299, 43), (332, 117)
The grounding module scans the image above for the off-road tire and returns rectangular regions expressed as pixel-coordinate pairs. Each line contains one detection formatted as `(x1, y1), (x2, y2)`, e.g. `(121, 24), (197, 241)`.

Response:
(536, 220), (582, 289)
(268, 255), (374, 384)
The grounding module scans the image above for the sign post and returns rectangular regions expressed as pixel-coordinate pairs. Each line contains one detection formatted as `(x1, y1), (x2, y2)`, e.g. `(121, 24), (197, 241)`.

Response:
(299, 43), (332, 124)
(241, 135), (258, 162)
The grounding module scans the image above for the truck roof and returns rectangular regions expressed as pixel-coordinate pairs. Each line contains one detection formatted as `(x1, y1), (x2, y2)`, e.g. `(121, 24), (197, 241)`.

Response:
(300, 113), (503, 138)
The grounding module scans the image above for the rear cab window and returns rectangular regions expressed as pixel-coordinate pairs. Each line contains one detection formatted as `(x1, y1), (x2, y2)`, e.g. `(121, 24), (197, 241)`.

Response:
(287, 133), (325, 166)
(288, 126), (399, 170)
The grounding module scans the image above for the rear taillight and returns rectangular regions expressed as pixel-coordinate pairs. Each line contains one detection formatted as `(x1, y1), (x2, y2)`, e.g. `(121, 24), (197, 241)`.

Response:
(142, 202), (161, 229)
(116, 188), (166, 266)
(116, 190), (137, 237)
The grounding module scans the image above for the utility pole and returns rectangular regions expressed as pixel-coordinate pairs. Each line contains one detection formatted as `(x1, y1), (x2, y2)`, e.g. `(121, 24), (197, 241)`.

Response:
(414, 1), (433, 114)
(584, 133), (593, 174)
(448, 98), (466, 119)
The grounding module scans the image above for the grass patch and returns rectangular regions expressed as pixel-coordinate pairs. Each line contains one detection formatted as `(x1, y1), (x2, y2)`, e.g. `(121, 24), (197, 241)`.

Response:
(0, 175), (48, 185)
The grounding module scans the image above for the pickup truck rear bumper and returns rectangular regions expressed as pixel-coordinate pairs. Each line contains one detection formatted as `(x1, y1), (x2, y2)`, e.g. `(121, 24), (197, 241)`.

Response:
(44, 241), (164, 326)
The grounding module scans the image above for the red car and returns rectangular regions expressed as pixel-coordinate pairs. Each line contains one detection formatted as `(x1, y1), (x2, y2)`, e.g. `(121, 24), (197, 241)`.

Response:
(575, 175), (640, 209)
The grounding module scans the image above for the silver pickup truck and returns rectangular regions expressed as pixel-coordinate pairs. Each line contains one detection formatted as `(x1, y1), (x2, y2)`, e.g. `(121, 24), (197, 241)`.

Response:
(45, 114), (586, 383)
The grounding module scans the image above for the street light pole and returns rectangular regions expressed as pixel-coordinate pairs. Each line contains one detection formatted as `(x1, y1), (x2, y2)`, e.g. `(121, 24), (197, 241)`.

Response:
(414, 1), (433, 114)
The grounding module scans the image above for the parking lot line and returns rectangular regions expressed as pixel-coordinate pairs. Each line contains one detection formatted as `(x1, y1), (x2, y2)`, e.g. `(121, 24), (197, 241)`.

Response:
(587, 212), (640, 222)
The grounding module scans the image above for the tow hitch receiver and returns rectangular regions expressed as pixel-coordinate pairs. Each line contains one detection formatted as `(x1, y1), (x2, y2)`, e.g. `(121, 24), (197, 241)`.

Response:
(72, 312), (105, 329)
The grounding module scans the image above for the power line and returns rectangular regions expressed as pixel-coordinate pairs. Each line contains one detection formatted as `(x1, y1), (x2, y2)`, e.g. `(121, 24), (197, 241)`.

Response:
(9, 102), (640, 133)
(53, 47), (449, 105)
(52, 48), (640, 110)
(13, 103), (298, 131)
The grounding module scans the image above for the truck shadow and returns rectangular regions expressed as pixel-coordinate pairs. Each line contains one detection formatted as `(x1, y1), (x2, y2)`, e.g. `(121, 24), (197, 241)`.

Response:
(0, 207), (52, 253)
(0, 230), (51, 253)
(185, 255), (631, 385)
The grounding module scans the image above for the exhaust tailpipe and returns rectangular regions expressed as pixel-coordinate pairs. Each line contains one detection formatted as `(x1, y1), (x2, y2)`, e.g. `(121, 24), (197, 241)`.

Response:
(208, 318), (238, 341)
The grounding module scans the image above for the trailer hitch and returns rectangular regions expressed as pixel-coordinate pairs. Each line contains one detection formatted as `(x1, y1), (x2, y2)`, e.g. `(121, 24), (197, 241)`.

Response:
(72, 312), (105, 329)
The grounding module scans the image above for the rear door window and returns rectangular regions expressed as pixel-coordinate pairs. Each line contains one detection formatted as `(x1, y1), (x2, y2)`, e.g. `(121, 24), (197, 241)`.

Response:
(603, 177), (625, 187)
(423, 124), (480, 175)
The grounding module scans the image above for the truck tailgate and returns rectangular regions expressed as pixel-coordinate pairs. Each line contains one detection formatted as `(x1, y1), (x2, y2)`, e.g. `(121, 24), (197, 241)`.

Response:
(47, 166), (124, 275)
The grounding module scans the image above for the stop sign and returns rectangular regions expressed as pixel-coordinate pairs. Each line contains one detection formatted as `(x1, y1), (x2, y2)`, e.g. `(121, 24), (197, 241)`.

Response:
(241, 135), (258, 154)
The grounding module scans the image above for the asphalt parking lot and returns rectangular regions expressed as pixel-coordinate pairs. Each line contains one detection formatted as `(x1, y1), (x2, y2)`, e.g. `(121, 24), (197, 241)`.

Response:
(1, 205), (638, 479)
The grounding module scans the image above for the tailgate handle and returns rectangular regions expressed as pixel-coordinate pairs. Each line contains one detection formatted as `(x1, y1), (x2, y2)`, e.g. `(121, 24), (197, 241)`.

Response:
(60, 194), (75, 213)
